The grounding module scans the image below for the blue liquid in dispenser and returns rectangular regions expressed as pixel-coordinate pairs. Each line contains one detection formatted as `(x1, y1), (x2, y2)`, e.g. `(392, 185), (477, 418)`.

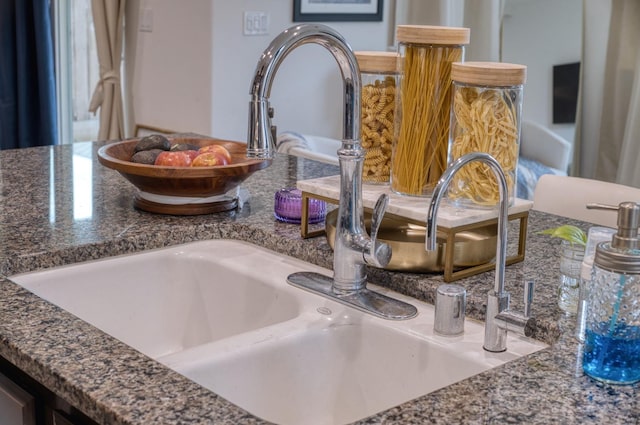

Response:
(583, 323), (640, 384)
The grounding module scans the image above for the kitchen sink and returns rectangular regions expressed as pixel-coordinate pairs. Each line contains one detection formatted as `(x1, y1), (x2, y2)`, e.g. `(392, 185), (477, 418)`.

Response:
(11, 239), (547, 425)
(167, 318), (537, 425)
(11, 240), (302, 359)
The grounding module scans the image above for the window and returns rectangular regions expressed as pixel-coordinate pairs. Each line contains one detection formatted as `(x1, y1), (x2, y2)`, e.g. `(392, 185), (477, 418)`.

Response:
(54, 0), (100, 144)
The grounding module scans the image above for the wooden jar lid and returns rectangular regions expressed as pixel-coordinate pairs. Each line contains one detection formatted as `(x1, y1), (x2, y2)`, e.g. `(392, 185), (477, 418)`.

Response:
(396, 25), (470, 45)
(355, 51), (399, 73)
(451, 62), (527, 86)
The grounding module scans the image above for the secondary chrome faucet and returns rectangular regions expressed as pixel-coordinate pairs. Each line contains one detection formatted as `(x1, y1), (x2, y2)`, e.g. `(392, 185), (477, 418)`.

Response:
(248, 24), (416, 320)
(426, 152), (535, 351)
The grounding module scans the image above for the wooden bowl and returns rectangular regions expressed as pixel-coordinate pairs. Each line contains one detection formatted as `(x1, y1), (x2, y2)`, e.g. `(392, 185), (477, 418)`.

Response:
(97, 136), (272, 214)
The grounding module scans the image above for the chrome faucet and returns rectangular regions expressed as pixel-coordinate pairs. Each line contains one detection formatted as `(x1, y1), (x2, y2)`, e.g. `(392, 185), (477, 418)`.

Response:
(248, 24), (416, 320)
(426, 152), (535, 351)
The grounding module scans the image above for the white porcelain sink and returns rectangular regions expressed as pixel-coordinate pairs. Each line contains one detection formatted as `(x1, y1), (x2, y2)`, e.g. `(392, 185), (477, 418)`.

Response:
(12, 242), (301, 359)
(11, 240), (547, 425)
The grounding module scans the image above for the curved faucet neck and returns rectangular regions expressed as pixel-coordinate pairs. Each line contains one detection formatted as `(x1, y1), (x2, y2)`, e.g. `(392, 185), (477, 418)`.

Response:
(426, 152), (509, 295)
(249, 24), (416, 320)
(248, 24), (361, 155)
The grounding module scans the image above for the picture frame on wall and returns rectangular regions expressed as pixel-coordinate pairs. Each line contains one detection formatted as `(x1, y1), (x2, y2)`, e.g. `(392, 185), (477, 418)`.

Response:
(293, 0), (383, 22)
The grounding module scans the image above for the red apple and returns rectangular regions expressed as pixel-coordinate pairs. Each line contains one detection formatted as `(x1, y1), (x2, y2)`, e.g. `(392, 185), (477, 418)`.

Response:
(154, 151), (193, 167)
(198, 145), (232, 164)
(192, 152), (229, 167)
(183, 150), (199, 162)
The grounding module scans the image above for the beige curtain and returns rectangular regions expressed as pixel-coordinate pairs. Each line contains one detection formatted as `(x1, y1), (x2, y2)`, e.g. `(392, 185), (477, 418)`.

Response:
(612, 3), (640, 186)
(89, 0), (125, 141)
(574, 0), (640, 186)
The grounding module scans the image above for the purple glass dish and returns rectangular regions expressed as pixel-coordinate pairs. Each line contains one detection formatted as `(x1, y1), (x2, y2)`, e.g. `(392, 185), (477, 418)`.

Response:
(274, 188), (327, 224)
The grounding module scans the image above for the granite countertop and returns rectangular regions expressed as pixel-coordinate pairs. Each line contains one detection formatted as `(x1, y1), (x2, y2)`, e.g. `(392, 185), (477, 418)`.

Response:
(0, 141), (637, 424)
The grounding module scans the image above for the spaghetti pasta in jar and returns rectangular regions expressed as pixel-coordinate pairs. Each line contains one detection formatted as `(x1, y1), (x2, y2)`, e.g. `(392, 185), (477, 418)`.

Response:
(392, 25), (469, 197)
(355, 51), (398, 184)
(447, 62), (526, 208)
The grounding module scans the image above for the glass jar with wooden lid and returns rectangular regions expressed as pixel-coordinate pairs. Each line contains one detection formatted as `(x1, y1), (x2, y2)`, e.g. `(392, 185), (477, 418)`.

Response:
(355, 51), (399, 184)
(392, 25), (470, 197)
(447, 62), (527, 208)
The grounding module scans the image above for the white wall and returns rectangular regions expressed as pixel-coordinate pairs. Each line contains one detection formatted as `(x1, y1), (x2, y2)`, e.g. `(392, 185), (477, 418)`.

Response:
(211, 1), (394, 141)
(126, 0), (581, 146)
(502, 0), (582, 143)
(126, 0), (393, 141)
(126, 0), (215, 136)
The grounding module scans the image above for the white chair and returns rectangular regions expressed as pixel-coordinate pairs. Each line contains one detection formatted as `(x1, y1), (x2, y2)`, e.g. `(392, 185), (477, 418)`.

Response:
(532, 174), (640, 227)
(520, 121), (572, 173)
(276, 131), (340, 166)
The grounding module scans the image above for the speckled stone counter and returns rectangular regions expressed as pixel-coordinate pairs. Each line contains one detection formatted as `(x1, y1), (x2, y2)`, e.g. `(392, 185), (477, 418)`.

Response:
(0, 141), (637, 424)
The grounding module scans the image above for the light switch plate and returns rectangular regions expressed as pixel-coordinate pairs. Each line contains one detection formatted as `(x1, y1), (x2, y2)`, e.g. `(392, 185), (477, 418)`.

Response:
(140, 8), (153, 32)
(243, 11), (269, 36)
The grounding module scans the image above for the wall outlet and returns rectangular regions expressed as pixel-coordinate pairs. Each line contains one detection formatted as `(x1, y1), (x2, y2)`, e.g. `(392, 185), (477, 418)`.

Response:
(139, 8), (153, 32)
(243, 11), (269, 36)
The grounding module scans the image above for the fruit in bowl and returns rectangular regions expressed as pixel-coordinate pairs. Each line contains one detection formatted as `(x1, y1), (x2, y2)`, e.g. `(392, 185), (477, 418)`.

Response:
(97, 136), (272, 214)
(155, 151), (196, 167)
(197, 145), (232, 164)
(192, 152), (228, 167)
(130, 134), (234, 167)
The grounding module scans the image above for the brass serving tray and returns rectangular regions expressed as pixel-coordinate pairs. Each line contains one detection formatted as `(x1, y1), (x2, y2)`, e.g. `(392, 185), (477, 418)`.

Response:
(325, 209), (497, 273)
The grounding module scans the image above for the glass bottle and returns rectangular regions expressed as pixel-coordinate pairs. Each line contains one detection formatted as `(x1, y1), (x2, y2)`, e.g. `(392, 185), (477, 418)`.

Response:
(575, 226), (616, 341)
(355, 51), (398, 184)
(447, 62), (526, 208)
(557, 239), (585, 314)
(583, 202), (640, 385)
(392, 25), (469, 197)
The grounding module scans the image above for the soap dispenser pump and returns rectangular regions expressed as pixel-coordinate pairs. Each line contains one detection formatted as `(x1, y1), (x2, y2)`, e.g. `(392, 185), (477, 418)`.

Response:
(582, 201), (640, 384)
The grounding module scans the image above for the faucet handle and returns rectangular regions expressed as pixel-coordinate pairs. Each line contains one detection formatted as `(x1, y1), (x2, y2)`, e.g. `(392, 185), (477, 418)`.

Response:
(370, 194), (388, 244)
(365, 194), (392, 268)
(524, 280), (534, 317)
(586, 202), (619, 211)
(493, 280), (536, 342)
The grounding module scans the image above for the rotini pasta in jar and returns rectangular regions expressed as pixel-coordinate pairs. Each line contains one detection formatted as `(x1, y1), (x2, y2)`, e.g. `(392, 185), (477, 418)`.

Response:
(392, 25), (469, 197)
(355, 51), (398, 184)
(447, 62), (526, 207)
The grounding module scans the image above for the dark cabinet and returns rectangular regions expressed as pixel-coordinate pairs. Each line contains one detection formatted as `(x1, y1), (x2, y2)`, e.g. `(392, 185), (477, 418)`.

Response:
(0, 356), (98, 425)
(0, 372), (36, 425)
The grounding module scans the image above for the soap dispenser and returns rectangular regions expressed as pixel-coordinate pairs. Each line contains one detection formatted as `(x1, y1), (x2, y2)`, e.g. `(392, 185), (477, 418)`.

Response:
(582, 201), (640, 384)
